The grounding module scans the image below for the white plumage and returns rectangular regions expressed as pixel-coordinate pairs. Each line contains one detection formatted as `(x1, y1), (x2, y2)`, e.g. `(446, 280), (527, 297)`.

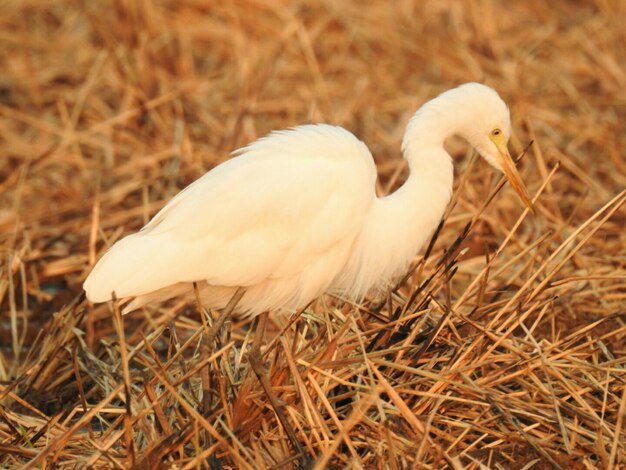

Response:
(84, 83), (533, 316)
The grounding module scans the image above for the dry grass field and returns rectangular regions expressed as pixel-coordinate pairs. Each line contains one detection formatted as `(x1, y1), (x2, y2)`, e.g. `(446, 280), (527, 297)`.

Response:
(1, 0), (625, 468)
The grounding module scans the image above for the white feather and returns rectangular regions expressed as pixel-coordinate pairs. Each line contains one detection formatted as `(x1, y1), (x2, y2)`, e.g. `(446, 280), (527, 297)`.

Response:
(84, 83), (531, 317)
(84, 124), (377, 314)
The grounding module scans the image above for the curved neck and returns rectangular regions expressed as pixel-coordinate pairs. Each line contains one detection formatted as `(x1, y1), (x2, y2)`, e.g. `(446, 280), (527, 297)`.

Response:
(351, 101), (462, 292)
(341, 84), (505, 296)
(391, 91), (470, 226)
(345, 144), (453, 297)
(401, 93), (470, 169)
(379, 145), (453, 242)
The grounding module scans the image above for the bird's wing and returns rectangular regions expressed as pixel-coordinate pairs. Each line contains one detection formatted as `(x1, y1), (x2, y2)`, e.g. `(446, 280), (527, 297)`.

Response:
(84, 124), (377, 302)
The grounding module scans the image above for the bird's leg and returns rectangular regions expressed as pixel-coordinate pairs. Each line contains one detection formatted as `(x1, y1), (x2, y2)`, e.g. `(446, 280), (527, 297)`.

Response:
(204, 287), (245, 346)
(200, 287), (245, 418)
(248, 312), (310, 466)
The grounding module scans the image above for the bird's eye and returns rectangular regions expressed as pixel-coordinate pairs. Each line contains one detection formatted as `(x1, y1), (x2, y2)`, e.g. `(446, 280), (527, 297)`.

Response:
(491, 128), (502, 137)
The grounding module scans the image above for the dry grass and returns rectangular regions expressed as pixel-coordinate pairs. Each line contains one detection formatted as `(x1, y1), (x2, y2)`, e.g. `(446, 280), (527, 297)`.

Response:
(1, 0), (625, 468)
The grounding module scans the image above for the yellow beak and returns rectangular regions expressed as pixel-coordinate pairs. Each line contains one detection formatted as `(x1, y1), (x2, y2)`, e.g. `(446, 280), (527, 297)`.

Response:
(493, 140), (535, 214)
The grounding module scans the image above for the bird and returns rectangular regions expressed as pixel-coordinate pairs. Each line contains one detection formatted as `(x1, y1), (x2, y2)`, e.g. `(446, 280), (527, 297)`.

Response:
(84, 82), (534, 316)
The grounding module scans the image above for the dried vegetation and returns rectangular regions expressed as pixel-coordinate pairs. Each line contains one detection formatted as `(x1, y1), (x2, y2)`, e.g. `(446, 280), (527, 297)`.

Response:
(1, 1), (625, 468)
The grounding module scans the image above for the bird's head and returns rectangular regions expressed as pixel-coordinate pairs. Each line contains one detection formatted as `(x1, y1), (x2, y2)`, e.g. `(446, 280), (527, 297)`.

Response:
(456, 83), (535, 213)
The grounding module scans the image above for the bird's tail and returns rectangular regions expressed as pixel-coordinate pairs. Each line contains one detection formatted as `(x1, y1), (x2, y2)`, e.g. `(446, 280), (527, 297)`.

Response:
(83, 232), (178, 303)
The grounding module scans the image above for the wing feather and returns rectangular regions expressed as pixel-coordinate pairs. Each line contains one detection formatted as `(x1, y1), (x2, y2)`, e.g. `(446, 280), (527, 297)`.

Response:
(84, 125), (377, 303)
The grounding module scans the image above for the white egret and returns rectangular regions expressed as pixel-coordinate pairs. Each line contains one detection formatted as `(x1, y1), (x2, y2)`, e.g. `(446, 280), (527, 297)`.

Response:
(84, 82), (533, 315)
(84, 83), (534, 461)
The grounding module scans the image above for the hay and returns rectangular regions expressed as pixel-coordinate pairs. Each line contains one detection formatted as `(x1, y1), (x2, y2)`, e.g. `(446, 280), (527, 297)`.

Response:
(1, 1), (625, 468)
